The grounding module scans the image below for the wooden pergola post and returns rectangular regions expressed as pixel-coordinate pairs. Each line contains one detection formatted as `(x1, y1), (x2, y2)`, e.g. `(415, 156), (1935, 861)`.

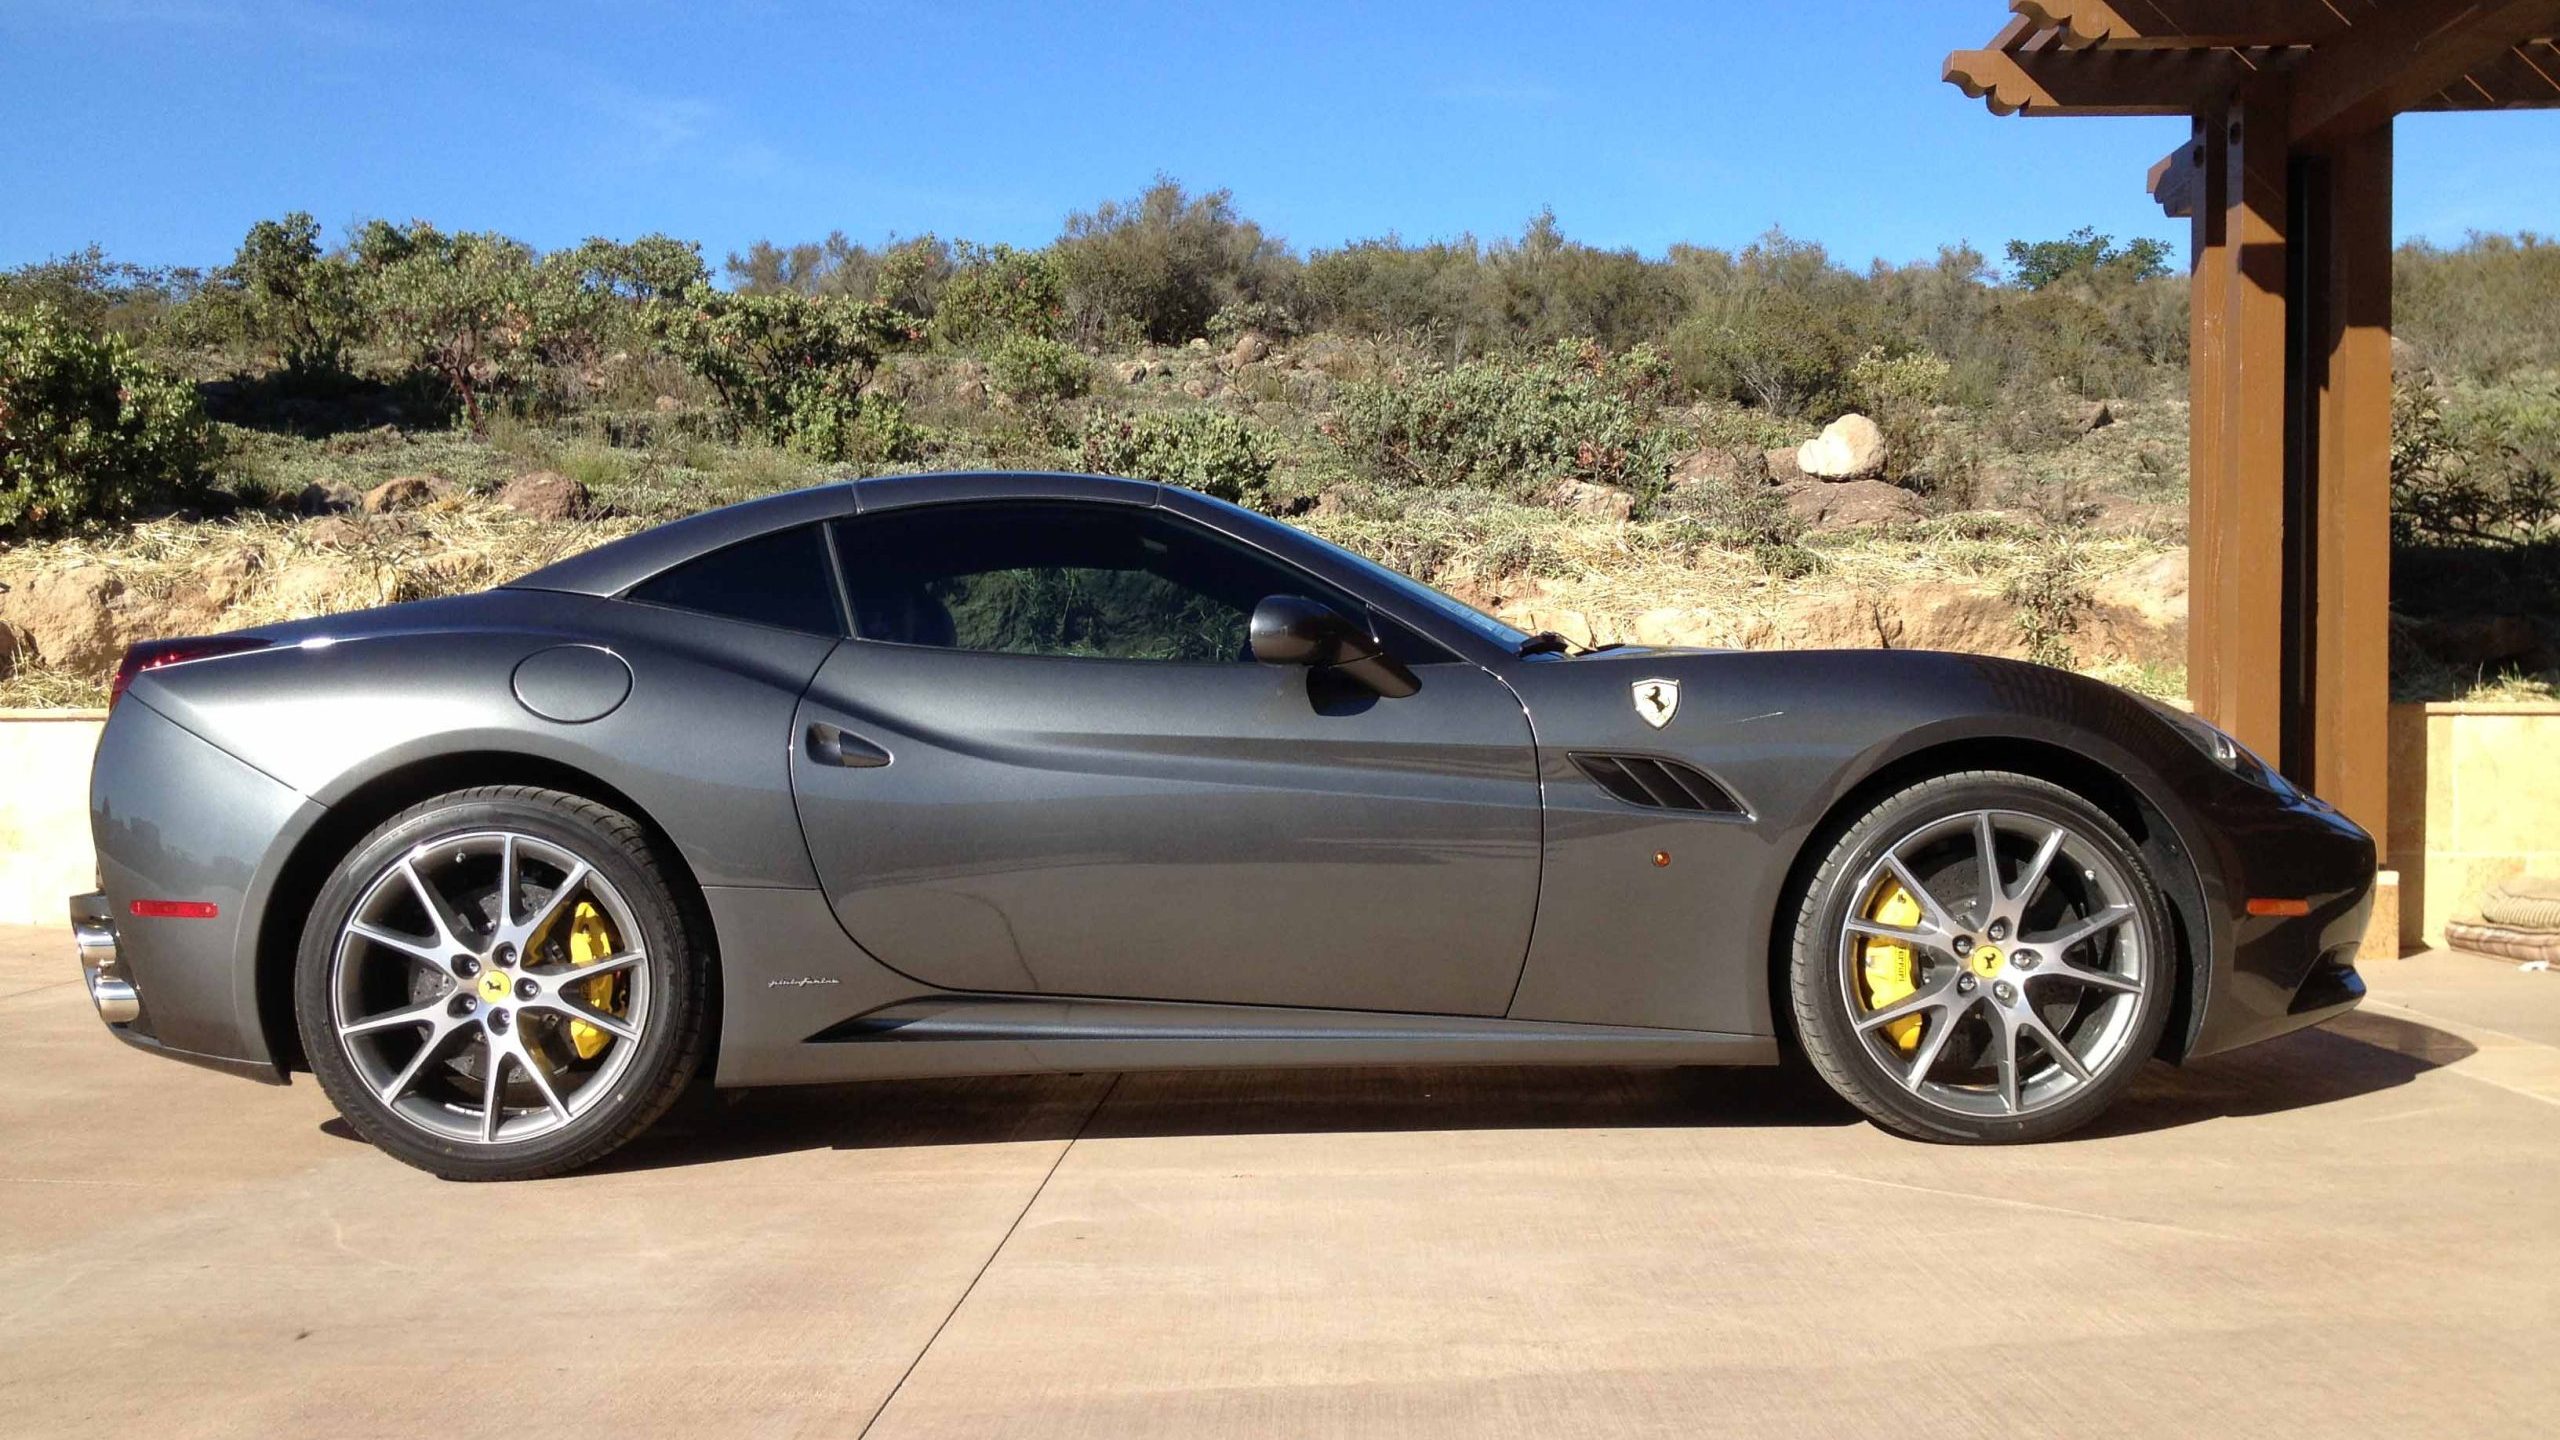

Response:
(1946, 0), (2560, 870)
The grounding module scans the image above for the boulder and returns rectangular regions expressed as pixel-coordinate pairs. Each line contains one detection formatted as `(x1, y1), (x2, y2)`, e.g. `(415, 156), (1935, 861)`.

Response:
(1764, 446), (1805, 484)
(2081, 549), (2190, 669)
(653, 394), (684, 413)
(0, 566), (128, 677)
(361, 474), (447, 514)
(2075, 400), (2115, 435)
(1549, 480), (1637, 523)
(1796, 413), (1888, 480)
(1781, 478), (1923, 531)
(1230, 331), (1272, 367)
(497, 470), (593, 521)
(1115, 360), (1152, 385)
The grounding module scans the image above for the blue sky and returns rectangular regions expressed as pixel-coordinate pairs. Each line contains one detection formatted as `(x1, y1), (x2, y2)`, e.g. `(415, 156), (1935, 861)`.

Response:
(5, 0), (2556, 273)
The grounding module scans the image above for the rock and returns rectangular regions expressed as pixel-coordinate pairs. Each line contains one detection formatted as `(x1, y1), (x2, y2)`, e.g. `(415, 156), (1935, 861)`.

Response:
(1796, 414), (1888, 480)
(1781, 478), (1923, 531)
(1180, 377), (1215, 399)
(1311, 486), (1353, 518)
(295, 481), (360, 516)
(1115, 360), (1151, 385)
(0, 566), (128, 676)
(2082, 548), (2190, 668)
(654, 394), (684, 413)
(361, 474), (446, 514)
(1764, 447), (1804, 484)
(2075, 400), (2115, 435)
(1549, 480), (1637, 523)
(198, 550), (261, 610)
(496, 470), (593, 521)
(1668, 447), (1769, 493)
(2390, 335), (2431, 381)
(1230, 331), (1272, 366)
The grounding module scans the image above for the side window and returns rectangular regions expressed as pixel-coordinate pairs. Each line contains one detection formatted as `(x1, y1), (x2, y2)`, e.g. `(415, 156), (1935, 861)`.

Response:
(831, 503), (1440, 663)
(626, 525), (844, 636)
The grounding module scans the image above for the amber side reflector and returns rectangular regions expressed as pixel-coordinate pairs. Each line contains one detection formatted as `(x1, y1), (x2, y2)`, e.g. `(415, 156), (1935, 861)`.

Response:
(2245, 898), (2312, 918)
(129, 899), (220, 920)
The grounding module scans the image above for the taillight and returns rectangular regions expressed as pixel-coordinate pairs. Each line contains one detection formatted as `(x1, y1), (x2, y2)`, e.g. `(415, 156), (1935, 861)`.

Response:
(109, 636), (270, 709)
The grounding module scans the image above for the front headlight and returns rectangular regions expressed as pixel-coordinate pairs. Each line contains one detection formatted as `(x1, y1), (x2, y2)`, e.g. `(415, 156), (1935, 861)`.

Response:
(2146, 701), (2293, 794)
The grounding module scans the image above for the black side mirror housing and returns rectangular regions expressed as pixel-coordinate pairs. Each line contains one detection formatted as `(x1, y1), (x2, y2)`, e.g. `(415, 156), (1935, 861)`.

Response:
(1249, 595), (1420, 699)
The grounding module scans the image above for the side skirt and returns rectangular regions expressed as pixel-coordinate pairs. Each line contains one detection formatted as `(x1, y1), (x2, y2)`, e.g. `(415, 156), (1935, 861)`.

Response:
(740, 994), (1776, 1087)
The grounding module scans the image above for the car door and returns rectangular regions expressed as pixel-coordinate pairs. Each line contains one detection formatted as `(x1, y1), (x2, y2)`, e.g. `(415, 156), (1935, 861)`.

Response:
(789, 496), (1544, 1017)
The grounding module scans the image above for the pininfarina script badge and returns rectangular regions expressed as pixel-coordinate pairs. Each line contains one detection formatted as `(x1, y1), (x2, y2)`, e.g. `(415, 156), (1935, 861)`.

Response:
(1633, 678), (1680, 729)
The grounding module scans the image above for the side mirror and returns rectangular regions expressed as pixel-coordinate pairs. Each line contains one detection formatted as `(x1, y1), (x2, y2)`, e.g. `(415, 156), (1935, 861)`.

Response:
(1249, 595), (1420, 699)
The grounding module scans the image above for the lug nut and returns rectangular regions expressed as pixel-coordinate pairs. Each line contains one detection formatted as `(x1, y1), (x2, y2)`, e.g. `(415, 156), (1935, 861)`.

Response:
(488, 1008), (511, 1034)
(1987, 918), (2011, 942)
(1957, 974), (1978, 994)
(493, 944), (516, 968)
(2013, 949), (2040, 969)
(1993, 981), (2016, 1003)
(448, 994), (477, 1017)
(1952, 935), (1975, 957)
(515, 978), (538, 1001)
(454, 956), (479, 978)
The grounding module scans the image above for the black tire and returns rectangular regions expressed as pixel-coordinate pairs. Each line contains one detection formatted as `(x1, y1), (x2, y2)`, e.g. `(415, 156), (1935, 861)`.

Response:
(295, 786), (710, 1180)
(1787, 770), (2174, 1143)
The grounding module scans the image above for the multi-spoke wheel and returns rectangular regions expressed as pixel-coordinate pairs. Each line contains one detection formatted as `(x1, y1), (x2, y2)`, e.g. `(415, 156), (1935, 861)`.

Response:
(1788, 771), (2173, 1142)
(296, 786), (708, 1180)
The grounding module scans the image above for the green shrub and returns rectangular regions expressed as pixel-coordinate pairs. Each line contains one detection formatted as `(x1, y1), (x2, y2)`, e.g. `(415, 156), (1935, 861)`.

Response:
(933, 242), (1067, 344)
(1, 307), (219, 533)
(1080, 408), (1274, 509)
(229, 212), (365, 382)
(646, 283), (920, 461)
(2005, 541), (2095, 668)
(987, 332), (1091, 404)
(1847, 345), (1955, 488)
(2393, 373), (2560, 547)
(1055, 178), (1291, 345)
(358, 223), (540, 429)
(1329, 339), (1677, 498)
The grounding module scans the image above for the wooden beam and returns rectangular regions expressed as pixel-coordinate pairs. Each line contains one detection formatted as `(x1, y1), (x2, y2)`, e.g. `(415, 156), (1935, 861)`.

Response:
(2303, 124), (2396, 851)
(2012, 0), (2371, 47)
(2290, 0), (2560, 146)
(2411, 36), (2560, 108)
(2148, 138), (2202, 218)
(1945, 44), (2284, 115)
(2190, 90), (2292, 765)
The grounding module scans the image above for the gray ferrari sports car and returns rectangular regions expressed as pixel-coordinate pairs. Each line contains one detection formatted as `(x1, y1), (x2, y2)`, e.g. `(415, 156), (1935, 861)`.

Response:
(73, 471), (2375, 1179)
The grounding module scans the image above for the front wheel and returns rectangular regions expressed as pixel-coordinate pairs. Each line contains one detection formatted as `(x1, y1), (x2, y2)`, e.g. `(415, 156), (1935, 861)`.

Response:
(295, 786), (710, 1180)
(1787, 771), (2174, 1143)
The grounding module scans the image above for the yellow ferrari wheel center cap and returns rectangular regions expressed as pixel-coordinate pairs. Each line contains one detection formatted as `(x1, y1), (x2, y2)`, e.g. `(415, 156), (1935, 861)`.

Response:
(477, 969), (511, 1003)
(1967, 945), (2005, 979)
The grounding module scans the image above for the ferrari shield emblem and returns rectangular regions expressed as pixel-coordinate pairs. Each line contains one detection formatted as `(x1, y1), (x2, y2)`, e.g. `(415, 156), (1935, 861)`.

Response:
(1632, 678), (1680, 729)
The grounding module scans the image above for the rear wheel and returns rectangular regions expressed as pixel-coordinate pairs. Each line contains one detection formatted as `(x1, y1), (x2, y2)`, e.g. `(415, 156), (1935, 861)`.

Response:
(295, 786), (709, 1180)
(1788, 771), (2173, 1143)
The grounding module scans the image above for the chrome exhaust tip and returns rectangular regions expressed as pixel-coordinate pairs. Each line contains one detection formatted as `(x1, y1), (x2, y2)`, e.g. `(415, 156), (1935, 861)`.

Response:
(70, 891), (141, 1025)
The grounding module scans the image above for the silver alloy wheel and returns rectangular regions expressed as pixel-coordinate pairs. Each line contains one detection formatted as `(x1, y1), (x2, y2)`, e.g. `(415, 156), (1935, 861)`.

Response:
(1834, 807), (2148, 1119)
(329, 830), (651, 1145)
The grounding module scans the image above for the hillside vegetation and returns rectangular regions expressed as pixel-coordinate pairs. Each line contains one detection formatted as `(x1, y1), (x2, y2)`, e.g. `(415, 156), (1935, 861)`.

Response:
(4, 180), (2556, 707)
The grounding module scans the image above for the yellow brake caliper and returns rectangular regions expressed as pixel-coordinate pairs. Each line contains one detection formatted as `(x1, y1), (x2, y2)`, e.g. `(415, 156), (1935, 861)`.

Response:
(1858, 882), (1925, 1053)
(563, 901), (624, 1061)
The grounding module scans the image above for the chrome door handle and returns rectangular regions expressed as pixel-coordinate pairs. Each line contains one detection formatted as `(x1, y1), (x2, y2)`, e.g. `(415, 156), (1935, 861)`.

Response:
(806, 723), (890, 769)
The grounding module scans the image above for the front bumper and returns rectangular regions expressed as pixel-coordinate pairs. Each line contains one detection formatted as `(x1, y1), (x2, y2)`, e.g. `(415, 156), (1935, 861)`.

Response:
(2183, 790), (2379, 1060)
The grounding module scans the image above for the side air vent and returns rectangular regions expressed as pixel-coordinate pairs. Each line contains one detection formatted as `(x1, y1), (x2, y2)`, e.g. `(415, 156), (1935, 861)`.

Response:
(1570, 753), (1746, 816)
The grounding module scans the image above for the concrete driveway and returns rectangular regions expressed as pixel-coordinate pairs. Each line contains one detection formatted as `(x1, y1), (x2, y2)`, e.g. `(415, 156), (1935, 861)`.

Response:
(3, 924), (2557, 1439)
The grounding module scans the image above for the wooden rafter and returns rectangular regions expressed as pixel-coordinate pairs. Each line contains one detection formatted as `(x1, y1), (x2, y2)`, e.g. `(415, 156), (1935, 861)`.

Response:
(1948, 0), (2560, 119)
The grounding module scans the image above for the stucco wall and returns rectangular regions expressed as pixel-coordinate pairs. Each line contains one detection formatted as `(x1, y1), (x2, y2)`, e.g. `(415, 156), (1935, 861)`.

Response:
(2389, 702), (2560, 949)
(0, 710), (103, 928)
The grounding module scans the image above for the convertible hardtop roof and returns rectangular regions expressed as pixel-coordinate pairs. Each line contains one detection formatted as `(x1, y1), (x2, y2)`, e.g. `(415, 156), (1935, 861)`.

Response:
(505, 471), (1161, 598)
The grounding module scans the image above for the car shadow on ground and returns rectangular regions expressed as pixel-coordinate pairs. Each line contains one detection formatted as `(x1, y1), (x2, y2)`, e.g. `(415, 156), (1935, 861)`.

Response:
(311, 1010), (2477, 1172)
(526, 1009), (2474, 1174)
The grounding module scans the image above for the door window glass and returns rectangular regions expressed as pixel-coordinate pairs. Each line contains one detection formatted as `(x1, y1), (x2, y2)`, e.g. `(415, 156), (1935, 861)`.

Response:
(831, 503), (1441, 663)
